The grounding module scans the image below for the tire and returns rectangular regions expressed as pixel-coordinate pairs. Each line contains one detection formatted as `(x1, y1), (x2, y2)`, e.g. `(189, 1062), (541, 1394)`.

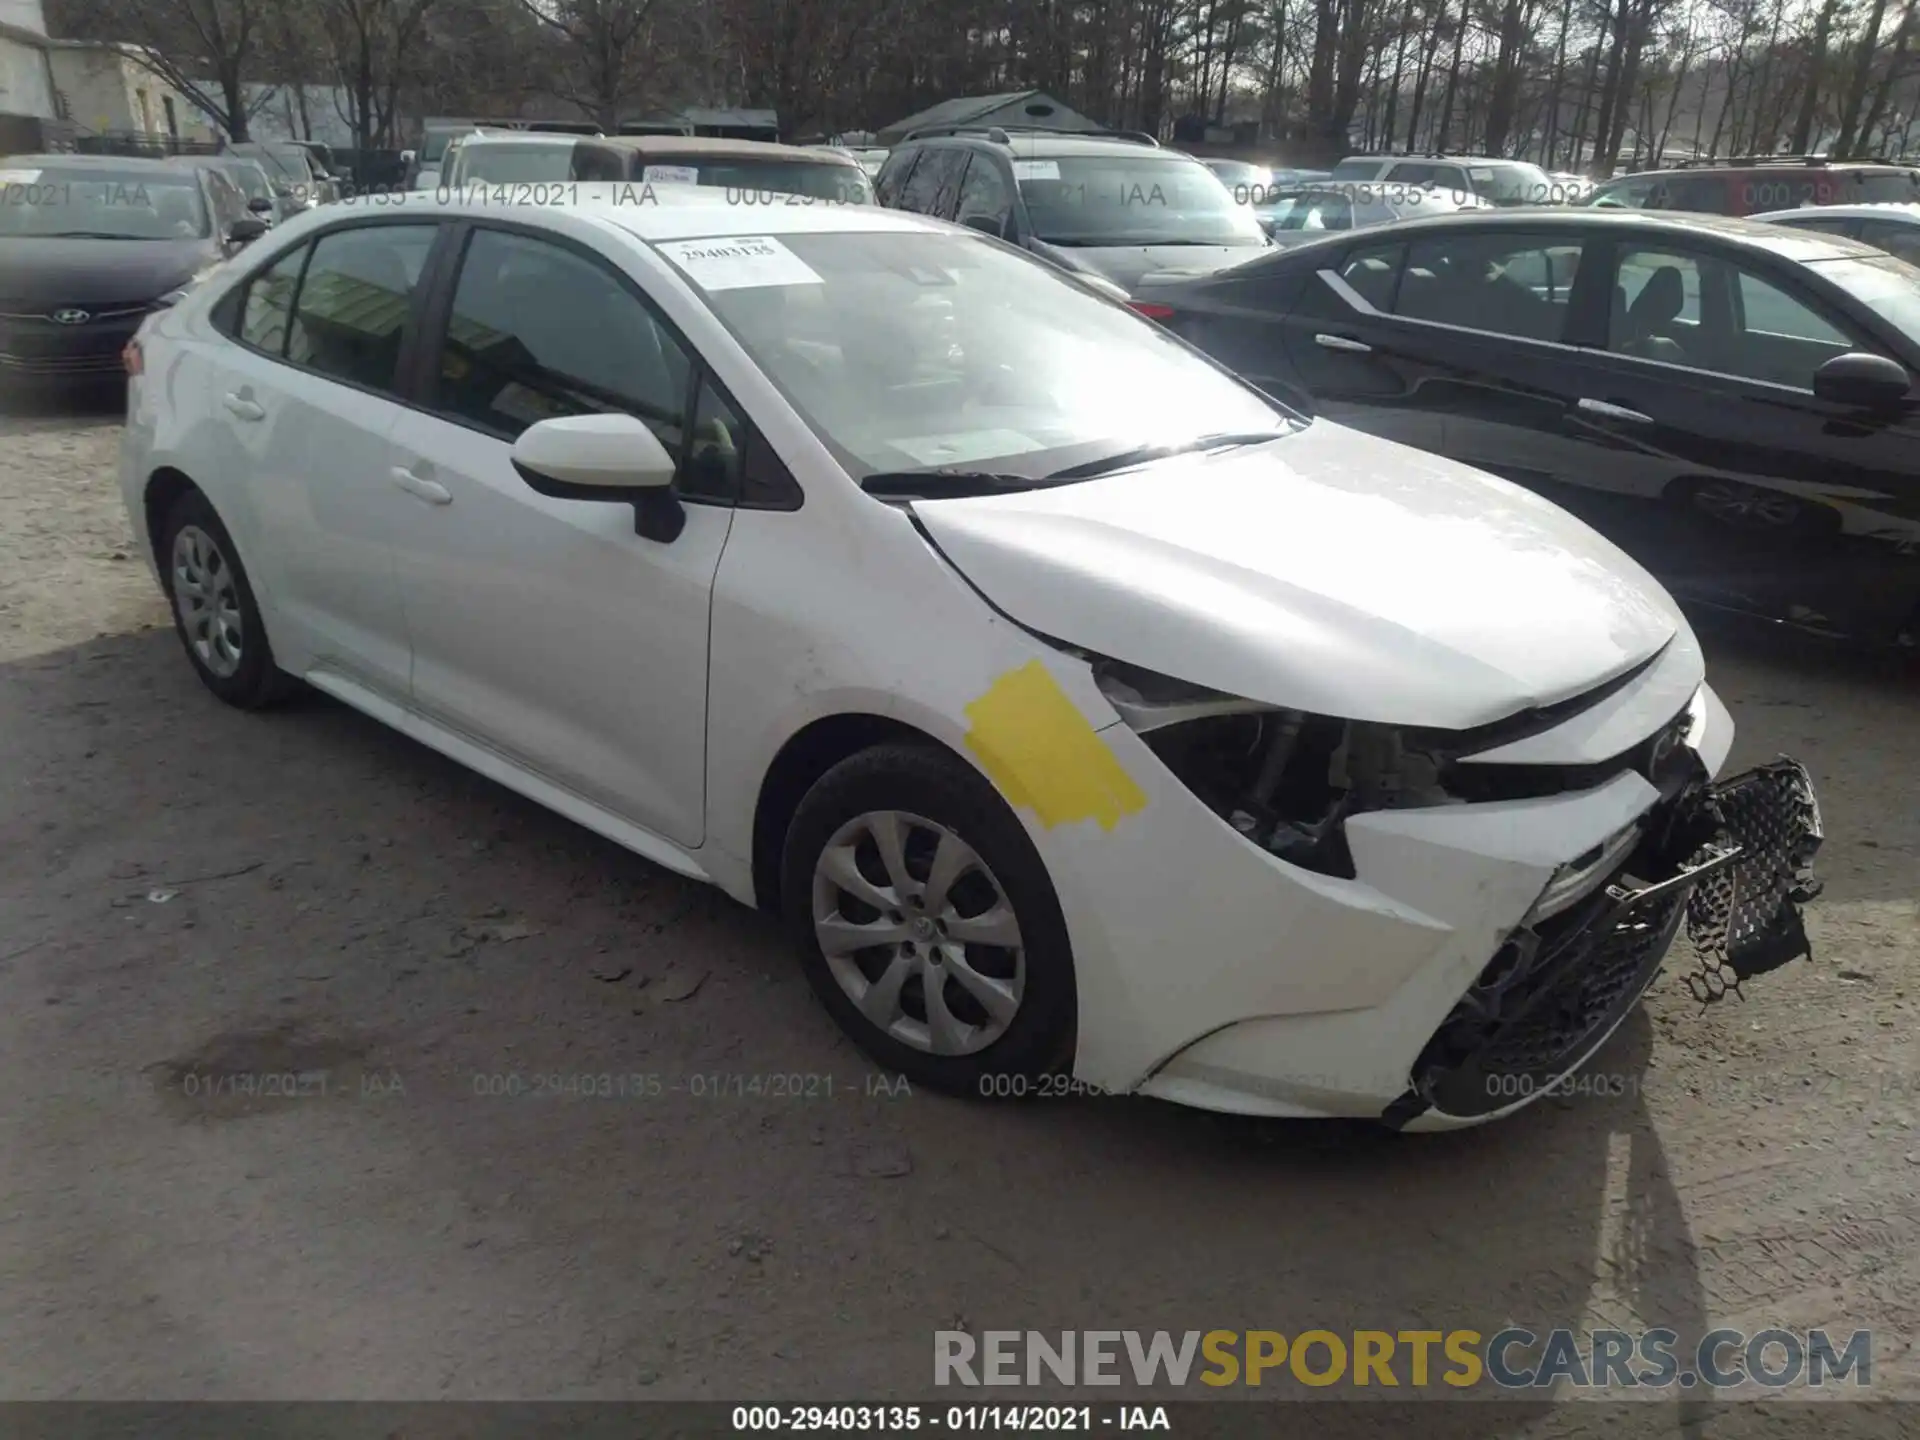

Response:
(780, 742), (1077, 1096)
(156, 488), (297, 709)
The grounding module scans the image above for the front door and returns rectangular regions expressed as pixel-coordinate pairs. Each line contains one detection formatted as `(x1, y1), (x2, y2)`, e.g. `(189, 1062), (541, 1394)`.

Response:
(382, 222), (734, 847)
(1539, 237), (1920, 638)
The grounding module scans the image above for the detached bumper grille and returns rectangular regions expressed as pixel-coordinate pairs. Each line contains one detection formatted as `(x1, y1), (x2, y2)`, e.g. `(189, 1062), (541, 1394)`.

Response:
(1391, 758), (1822, 1125)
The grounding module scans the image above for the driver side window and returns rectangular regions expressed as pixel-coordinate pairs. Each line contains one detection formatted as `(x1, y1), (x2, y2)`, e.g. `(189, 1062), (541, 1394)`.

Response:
(430, 227), (691, 455)
(1607, 246), (1867, 388)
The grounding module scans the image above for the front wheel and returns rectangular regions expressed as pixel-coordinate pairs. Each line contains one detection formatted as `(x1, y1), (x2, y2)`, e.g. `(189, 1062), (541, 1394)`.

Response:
(780, 743), (1077, 1095)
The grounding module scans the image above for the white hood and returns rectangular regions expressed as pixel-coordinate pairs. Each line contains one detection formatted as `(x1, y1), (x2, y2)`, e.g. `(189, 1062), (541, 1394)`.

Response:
(911, 422), (1688, 730)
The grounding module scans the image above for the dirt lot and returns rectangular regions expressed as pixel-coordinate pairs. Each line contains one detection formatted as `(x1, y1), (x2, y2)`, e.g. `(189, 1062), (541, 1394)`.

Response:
(1, 395), (1916, 1425)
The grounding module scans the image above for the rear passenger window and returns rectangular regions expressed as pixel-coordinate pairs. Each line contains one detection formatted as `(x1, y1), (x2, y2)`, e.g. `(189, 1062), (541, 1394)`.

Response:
(1335, 242), (1403, 309)
(238, 244), (307, 355)
(431, 227), (692, 452)
(286, 224), (437, 393)
(1394, 233), (1584, 341)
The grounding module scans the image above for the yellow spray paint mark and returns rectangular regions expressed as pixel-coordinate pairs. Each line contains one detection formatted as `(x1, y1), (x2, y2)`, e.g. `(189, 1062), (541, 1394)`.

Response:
(963, 661), (1148, 830)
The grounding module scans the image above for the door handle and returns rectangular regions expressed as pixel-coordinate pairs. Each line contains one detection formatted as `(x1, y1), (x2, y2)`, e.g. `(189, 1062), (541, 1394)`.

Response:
(1577, 397), (1653, 424)
(389, 465), (452, 505)
(222, 391), (265, 422)
(1314, 333), (1372, 354)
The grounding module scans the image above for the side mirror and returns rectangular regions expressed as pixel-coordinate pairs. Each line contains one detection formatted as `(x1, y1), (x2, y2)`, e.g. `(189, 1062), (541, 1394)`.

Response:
(247, 195), (275, 214)
(401, 149), (417, 166)
(1812, 351), (1911, 409)
(511, 413), (685, 542)
(962, 212), (1009, 239)
(227, 216), (269, 245)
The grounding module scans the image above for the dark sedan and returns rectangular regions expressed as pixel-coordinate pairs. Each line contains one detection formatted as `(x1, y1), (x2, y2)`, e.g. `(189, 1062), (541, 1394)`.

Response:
(1130, 208), (1920, 646)
(0, 154), (267, 386)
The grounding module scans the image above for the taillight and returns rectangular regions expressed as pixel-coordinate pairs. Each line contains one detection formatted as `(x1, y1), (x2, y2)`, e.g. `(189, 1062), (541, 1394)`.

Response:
(122, 339), (143, 376)
(1129, 301), (1176, 320)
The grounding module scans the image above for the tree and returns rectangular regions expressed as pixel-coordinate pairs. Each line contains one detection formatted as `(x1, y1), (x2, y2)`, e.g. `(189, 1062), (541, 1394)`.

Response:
(516, 0), (667, 130)
(317, 0), (440, 149)
(47, 0), (283, 139)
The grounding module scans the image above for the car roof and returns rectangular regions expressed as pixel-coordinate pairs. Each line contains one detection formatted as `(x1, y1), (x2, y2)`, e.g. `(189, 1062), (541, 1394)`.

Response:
(908, 133), (1183, 160)
(1261, 205), (1886, 261)
(1603, 160), (1918, 181)
(1752, 201), (1920, 222)
(452, 132), (583, 147)
(1343, 154), (1542, 167)
(591, 136), (862, 165)
(284, 185), (941, 241)
(2, 152), (184, 171)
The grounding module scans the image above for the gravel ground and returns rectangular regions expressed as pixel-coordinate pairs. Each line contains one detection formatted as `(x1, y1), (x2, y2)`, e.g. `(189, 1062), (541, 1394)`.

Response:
(1, 392), (1916, 1423)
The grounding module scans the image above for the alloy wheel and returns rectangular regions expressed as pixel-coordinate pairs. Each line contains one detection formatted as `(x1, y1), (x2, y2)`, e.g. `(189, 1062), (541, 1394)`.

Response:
(811, 809), (1026, 1056)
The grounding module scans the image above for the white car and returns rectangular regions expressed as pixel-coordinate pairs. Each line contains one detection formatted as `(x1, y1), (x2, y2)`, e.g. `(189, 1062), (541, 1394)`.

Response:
(119, 190), (1822, 1129)
(1749, 201), (1920, 267)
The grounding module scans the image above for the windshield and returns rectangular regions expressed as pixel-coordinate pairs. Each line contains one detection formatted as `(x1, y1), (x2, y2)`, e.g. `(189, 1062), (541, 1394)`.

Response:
(220, 162), (274, 203)
(1016, 155), (1266, 247)
(454, 141), (575, 184)
(1853, 173), (1920, 202)
(1207, 160), (1270, 193)
(0, 165), (209, 239)
(1468, 162), (1555, 204)
(1329, 158), (1382, 180)
(641, 157), (873, 204)
(656, 230), (1291, 483)
(1807, 252), (1920, 337)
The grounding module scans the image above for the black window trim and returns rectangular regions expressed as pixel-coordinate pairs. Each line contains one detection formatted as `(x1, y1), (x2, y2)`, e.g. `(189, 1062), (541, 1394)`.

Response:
(407, 215), (802, 512)
(214, 213), (444, 408)
(1321, 225), (1600, 350)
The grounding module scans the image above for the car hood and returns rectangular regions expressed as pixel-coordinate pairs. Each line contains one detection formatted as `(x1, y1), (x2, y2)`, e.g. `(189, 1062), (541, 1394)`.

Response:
(0, 236), (216, 307)
(910, 421), (1688, 730)
(1029, 237), (1268, 291)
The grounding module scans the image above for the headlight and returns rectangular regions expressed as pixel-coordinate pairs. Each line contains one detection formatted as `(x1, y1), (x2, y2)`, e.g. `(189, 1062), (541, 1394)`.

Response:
(1092, 658), (1459, 879)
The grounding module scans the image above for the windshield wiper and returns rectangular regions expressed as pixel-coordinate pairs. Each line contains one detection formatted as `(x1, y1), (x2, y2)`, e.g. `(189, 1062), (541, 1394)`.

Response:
(1042, 431), (1288, 482)
(37, 230), (147, 240)
(861, 469), (1039, 498)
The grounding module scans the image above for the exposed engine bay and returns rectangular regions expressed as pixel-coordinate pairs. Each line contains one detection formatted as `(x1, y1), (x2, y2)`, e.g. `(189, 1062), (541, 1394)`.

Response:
(1093, 657), (1690, 880)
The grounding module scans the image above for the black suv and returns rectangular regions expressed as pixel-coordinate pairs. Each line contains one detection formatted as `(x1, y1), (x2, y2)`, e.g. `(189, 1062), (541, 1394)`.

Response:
(875, 125), (1270, 292)
(1586, 156), (1920, 217)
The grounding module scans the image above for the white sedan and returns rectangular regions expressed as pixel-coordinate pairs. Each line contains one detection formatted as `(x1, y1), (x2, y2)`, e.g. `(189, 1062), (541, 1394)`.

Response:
(119, 189), (1821, 1128)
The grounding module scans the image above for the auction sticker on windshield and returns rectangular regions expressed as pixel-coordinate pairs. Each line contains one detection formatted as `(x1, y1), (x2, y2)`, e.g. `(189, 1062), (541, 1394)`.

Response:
(642, 165), (700, 184)
(657, 235), (823, 291)
(1012, 160), (1061, 181)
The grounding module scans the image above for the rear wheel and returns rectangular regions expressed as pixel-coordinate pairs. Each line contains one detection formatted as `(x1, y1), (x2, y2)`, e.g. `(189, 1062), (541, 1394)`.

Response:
(157, 489), (296, 709)
(780, 743), (1076, 1095)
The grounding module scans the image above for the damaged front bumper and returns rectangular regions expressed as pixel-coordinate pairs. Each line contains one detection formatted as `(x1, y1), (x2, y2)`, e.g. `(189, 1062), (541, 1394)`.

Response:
(1384, 758), (1824, 1128)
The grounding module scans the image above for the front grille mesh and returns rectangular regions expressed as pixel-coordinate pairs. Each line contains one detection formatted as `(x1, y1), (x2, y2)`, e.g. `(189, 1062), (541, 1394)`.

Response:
(1399, 758), (1822, 1124)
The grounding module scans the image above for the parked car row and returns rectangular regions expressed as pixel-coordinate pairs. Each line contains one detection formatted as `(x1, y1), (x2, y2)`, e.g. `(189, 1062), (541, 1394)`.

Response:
(0, 152), (282, 381)
(117, 183), (1825, 1134)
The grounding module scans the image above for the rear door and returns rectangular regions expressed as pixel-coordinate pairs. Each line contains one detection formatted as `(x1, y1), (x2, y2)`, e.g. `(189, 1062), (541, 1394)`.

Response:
(205, 218), (442, 694)
(1280, 226), (1596, 463)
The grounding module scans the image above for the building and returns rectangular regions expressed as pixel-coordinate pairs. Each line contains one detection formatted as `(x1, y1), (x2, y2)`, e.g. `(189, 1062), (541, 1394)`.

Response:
(0, 0), (59, 153)
(45, 40), (214, 144)
(877, 91), (1103, 147)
